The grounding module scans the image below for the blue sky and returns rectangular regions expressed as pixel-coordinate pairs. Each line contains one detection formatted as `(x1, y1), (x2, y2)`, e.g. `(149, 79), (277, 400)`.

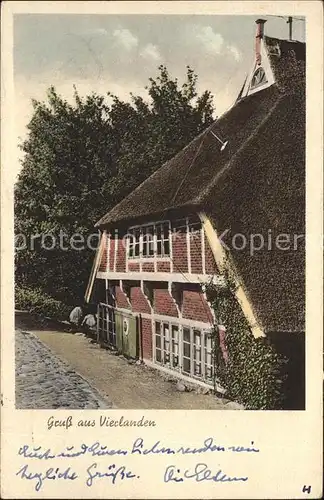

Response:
(14, 14), (305, 176)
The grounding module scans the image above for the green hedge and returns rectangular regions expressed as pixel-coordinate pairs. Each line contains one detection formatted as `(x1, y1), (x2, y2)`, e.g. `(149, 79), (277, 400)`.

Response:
(206, 277), (288, 410)
(15, 286), (71, 321)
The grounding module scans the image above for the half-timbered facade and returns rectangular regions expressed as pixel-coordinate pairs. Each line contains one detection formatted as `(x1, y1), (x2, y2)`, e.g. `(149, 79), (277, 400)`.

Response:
(88, 212), (222, 387)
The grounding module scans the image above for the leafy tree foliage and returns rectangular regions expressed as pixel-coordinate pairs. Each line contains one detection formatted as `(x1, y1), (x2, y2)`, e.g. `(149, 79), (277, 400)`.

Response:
(15, 65), (214, 306)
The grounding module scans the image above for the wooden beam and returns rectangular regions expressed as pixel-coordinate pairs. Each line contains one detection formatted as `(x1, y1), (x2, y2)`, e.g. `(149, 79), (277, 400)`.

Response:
(84, 231), (105, 303)
(198, 212), (265, 339)
(96, 270), (225, 285)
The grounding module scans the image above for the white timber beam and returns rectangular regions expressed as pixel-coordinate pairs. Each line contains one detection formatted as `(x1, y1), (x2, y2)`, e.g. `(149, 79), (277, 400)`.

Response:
(198, 211), (265, 339)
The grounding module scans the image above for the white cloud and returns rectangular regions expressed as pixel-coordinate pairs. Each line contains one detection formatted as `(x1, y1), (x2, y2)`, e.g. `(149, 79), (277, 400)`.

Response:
(140, 43), (161, 62)
(227, 44), (242, 62)
(189, 25), (241, 64)
(195, 26), (224, 55)
(113, 28), (138, 51)
(90, 28), (109, 36)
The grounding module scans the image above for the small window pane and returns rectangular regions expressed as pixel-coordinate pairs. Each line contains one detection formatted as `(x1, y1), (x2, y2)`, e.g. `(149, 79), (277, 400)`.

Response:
(157, 241), (162, 256)
(156, 225), (162, 239)
(164, 324), (170, 354)
(156, 349), (161, 362)
(172, 326), (179, 357)
(163, 323), (170, 337)
(155, 335), (161, 348)
(163, 239), (170, 256)
(183, 328), (190, 342)
(172, 325), (179, 341)
(155, 322), (161, 335)
(183, 357), (191, 374)
(142, 238), (148, 257)
(204, 334), (212, 350)
(183, 342), (190, 358)
(194, 363), (201, 376)
(148, 240), (154, 256)
(163, 223), (169, 239)
(194, 329), (201, 345)
(206, 352), (212, 365)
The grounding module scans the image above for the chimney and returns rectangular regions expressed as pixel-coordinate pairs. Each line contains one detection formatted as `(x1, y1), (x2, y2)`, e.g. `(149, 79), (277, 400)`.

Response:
(255, 19), (267, 66)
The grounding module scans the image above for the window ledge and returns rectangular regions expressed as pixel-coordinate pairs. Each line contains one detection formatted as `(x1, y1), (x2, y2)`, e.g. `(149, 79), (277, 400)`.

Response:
(128, 257), (171, 262)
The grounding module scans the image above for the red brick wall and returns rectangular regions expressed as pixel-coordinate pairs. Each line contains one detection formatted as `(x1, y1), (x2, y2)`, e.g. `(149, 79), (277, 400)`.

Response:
(142, 262), (154, 272)
(115, 233), (126, 272)
(101, 219), (218, 278)
(98, 233), (108, 272)
(205, 234), (218, 274)
(108, 237), (115, 271)
(140, 317), (152, 359)
(115, 285), (131, 310)
(182, 285), (213, 323)
(131, 286), (151, 314)
(157, 261), (171, 272)
(172, 226), (188, 274)
(154, 287), (179, 317)
(190, 230), (203, 274)
(128, 262), (140, 272)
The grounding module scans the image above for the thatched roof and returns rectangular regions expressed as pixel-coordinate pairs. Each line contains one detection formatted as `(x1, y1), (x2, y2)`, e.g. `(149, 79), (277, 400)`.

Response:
(96, 36), (305, 333)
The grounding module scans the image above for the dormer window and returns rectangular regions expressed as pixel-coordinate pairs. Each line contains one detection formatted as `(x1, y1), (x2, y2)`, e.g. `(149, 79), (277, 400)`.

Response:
(237, 19), (276, 101)
(250, 66), (268, 90)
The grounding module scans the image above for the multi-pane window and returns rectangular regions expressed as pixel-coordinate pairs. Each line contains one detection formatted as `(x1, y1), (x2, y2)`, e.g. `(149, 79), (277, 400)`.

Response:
(154, 321), (214, 384)
(154, 321), (179, 369)
(97, 303), (117, 347)
(128, 221), (170, 259)
(156, 222), (170, 257)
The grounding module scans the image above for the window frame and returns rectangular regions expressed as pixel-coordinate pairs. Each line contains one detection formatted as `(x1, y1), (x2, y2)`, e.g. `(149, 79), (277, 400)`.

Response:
(153, 320), (214, 384)
(127, 220), (171, 261)
(250, 66), (268, 91)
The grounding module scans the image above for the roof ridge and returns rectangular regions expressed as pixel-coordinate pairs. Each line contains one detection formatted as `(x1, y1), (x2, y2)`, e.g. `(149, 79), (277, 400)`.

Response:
(264, 34), (305, 45)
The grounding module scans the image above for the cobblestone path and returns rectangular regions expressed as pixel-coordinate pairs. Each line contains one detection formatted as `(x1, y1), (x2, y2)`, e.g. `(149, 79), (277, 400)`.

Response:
(15, 330), (112, 409)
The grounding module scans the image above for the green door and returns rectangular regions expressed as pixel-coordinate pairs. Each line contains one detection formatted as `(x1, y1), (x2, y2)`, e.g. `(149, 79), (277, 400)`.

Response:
(115, 311), (138, 358)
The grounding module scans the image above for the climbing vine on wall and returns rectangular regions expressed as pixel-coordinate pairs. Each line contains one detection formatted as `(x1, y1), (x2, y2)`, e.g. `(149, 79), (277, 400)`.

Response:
(205, 273), (288, 410)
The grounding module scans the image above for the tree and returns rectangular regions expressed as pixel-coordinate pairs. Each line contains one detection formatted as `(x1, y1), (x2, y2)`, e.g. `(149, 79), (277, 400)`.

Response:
(15, 65), (215, 306)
